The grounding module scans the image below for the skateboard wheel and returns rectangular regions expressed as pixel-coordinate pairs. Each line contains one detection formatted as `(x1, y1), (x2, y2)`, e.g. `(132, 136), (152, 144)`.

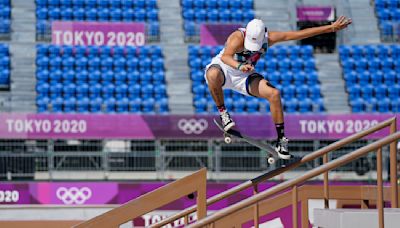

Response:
(267, 157), (275, 164)
(224, 136), (232, 144)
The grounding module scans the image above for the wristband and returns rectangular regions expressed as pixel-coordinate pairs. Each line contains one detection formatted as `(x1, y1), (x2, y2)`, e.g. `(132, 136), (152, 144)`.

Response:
(237, 62), (243, 70)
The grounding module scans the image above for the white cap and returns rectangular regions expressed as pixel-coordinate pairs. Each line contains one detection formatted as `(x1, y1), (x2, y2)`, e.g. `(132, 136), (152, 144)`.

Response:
(244, 19), (266, 51)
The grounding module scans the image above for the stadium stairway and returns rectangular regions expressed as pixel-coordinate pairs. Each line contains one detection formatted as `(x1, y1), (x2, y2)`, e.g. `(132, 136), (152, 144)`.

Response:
(9, 0), (37, 112)
(315, 53), (350, 113)
(254, 0), (295, 39)
(347, 0), (380, 44)
(158, 0), (194, 114)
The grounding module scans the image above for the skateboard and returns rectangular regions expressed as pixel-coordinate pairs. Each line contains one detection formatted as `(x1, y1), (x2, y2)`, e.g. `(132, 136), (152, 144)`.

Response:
(213, 118), (279, 165)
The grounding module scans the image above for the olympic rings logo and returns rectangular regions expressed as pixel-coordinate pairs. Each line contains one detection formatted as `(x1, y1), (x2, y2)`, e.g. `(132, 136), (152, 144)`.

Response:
(177, 118), (208, 135)
(56, 187), (92, 205)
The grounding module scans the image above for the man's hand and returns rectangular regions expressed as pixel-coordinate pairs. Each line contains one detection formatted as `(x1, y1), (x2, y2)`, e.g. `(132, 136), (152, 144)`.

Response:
(331, 16), (352, 32)
(239, 63), (254, 73)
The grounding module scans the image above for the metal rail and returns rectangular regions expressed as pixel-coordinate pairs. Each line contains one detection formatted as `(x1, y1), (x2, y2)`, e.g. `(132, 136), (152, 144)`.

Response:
(152, 117), (397, 227)
(188, 131), (400, 227)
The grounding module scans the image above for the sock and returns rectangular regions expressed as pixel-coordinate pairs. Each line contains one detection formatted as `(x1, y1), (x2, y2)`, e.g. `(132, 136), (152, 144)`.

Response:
(275, 122), (285, 140)
(217, 104), (226, 114)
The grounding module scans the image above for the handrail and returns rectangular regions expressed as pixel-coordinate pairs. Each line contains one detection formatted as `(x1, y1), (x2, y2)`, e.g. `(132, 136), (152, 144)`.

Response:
(188, 131), (400, 227)
(151, 117), (397, 227)
(74, 168), (207, 228)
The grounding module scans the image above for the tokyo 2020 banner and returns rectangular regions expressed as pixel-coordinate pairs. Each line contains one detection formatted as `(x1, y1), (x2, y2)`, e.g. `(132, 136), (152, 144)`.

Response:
(0, 114), (397, 140)
(0, 182), (287, 227)
(297, 6), (335, 21)
(52, 21), (146, 46)
(0, 181), (370, 227)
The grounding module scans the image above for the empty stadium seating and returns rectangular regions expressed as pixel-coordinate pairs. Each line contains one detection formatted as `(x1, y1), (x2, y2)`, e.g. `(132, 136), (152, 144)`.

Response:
(339, 45), (400, 113)
(0, 43), (9, 87)
(374, 0), (400, 41)
(181, 0), (255, 40)
(190, 45), (325, 114)
(35, 44), (168, 113)
(35, 0), (159, 40)
(0, 0), (11, 36)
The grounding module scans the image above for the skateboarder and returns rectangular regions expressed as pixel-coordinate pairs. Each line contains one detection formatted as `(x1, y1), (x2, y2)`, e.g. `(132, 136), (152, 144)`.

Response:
(205, 16), (352, 159)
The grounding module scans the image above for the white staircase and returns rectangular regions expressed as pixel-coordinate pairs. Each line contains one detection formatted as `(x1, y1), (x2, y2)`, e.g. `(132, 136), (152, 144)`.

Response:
(158, 0), (194, 114)
(315, 53), (350, 113)
(9, 0), (37, 112)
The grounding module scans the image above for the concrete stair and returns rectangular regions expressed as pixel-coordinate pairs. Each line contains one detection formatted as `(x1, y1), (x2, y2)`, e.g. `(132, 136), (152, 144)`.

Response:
(315, 53), (350, 113)
(158, 0), (193, 114)
(8, 0), (37, 112)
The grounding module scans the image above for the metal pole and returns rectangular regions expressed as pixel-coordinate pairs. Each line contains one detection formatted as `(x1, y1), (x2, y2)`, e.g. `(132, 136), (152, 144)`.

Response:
(323, 153), (330, 208)
(377, 147), (384, 228)
(390, 119), (398, 208)
(187, 132), (400, 227)
(292, 185), (298, 228)
(253, 185), (259, 228)
(301, 199), (309, 228)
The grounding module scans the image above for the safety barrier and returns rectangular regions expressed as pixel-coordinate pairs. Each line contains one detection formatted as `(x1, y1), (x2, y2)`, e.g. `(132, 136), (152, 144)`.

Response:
(153, 117), (398, 227)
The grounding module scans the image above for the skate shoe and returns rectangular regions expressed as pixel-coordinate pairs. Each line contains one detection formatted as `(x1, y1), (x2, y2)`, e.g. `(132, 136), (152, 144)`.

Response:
(220, 110), (235, 131)
(275, 137), (291, 160)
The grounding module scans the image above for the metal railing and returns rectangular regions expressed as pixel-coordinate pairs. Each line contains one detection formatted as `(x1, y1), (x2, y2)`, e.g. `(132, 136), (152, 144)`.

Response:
(74, 168), (207, 228)
(0, 139), (373, 180)
(152, 117), (398, 228)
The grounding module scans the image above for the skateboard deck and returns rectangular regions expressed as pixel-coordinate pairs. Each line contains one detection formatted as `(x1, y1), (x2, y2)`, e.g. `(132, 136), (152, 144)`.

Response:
(213, 118), (278, 164)
(213, 118), (302, 165)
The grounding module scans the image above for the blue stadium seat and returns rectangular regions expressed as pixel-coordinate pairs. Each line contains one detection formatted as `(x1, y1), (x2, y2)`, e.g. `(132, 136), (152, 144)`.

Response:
(391, 100), (400, 112)
(89, 97), (102, 113)
(63, 97), (76, 113)
(116, 97), (129, 113)
(377, 98), (390, 113)
(299, 98), (312, 113)
(142, 98), (155, 113)
(73, 7), (85, 20)
(388, 85), (400, 99)
(205, 0), (217, 9)
(194, 97), (207, 113)
(128, 98), (141, 113)
(233, 98), (245, 113)
(37, 97), (50, 113)
(285, 99), (298, 113)
(246, 97), (259, 113)
(350, 98), (365, 113)
(51, 97), (63, 113)
(361, 84), (374, 101)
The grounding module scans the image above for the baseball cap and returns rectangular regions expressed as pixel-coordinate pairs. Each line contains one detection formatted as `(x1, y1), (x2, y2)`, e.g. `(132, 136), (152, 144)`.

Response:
(244, 19), (266, 51)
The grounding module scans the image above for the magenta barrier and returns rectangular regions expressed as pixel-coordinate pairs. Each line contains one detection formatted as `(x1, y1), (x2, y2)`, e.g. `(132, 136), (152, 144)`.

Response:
(297, 6), (335, 21)
(200, 23), (241, 46)
(51, 21), (146, 46)
(0, 181), (369, 227)
(0, 114), (398, 140)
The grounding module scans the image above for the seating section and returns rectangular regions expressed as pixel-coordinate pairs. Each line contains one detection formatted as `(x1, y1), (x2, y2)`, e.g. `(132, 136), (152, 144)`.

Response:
(0, 0), (10, 36)
(339, 45), (400, 113)
(190, 45), (324, 114)
(35, 0), (159, 40)
(35, 44), (168, 113)
(181, 0), (254, 40)
(0, 43), (9, 87)
(375, 0), (400, 41)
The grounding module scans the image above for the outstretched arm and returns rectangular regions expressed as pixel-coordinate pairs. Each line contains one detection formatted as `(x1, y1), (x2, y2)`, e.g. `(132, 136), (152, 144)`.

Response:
(268, 16), (352, 46)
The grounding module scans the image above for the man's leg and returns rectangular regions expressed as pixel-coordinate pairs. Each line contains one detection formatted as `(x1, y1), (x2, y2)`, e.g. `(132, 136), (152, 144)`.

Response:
(205, 66), (235, 131)
(248, 76), (291, 159)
